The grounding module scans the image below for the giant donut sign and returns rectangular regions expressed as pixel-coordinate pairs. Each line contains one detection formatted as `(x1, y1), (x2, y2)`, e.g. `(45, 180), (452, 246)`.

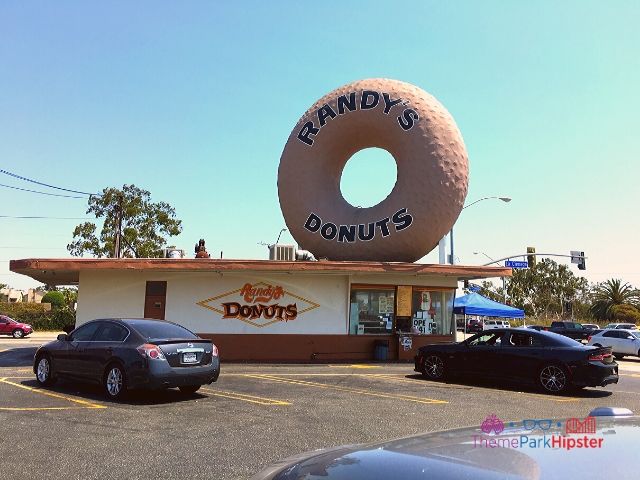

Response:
(278, 78), (469, 262)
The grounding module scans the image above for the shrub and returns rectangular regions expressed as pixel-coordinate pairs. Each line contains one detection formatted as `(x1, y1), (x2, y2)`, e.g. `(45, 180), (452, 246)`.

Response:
(611, 304), (640, 324)
(0, 302), (75, 331)
(41, 291), (66, 309)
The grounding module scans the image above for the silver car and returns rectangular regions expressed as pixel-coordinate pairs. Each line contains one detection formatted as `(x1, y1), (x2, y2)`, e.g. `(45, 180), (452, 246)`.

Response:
(587, 329), (640, 359)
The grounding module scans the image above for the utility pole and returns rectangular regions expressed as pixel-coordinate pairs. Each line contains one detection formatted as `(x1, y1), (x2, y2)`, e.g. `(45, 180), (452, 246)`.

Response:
(113, 195), (124, 258)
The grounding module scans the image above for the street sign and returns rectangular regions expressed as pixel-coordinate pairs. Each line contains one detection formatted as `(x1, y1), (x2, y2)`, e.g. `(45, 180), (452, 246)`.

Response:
(505, 260), (528, 269)
(570, 250), (582, 264)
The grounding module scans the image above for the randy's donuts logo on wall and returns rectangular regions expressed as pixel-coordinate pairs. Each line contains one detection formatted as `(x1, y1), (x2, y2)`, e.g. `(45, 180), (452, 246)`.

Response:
(278, 78), (469, 262)
(197, 282), (320, 328)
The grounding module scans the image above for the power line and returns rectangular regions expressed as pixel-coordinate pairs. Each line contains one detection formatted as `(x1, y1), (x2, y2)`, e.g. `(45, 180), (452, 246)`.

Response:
(0, 182), (84, 198)
(0, 215), (89, 220)
(0, 169), (98, 196)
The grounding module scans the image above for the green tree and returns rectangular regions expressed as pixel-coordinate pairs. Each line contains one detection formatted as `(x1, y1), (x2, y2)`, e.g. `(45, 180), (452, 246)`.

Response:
(41, 291), (66, 309)
(67, 184), (182, 258)
(505, 259), (590, 319)
(590, 279), (640, 321)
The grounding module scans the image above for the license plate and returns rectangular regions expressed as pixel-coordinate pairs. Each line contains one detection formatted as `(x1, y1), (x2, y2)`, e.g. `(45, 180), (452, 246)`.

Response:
(183, 352), (198, 363)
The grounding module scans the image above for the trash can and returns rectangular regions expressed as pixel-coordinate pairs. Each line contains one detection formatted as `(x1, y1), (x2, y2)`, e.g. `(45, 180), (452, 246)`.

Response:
(373, 340), (389, 361)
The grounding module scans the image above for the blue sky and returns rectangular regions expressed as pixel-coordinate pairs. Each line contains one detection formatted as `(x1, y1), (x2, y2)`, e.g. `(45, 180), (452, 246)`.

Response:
(1, 1), (638, 290)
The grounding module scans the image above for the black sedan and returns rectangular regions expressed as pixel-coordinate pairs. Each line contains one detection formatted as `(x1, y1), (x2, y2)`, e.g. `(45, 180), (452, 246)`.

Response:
(414, 328), (618, 393)
(33, 318), (220, 399)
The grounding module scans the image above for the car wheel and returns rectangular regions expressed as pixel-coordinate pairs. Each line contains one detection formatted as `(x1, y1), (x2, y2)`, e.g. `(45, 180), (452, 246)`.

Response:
(614, 354), (625, 360)
(12, 329), (24, 339)
(103, 363), (127, 400)
(179, 385), (201, 395)
(422, 354), (445, 380)
(538, 364), (569, 394)
(35, 354), (56, 386)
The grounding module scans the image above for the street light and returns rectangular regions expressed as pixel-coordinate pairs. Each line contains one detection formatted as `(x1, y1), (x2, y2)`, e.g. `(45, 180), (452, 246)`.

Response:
(448, 196), (511, 265)
(473, 251), (507, 303)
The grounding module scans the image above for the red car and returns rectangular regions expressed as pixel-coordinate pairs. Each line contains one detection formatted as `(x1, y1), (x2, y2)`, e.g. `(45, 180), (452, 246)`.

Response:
(0, 315), (33, 338)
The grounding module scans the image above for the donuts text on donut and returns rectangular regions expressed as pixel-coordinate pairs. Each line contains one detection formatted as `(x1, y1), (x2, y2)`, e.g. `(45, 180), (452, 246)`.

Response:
(303, 208), (413, 243)
(297, 90), (420, 146)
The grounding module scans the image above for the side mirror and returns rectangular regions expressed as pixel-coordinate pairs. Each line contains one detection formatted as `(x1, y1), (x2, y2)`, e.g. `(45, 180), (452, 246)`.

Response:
(57, 334), (68, 342)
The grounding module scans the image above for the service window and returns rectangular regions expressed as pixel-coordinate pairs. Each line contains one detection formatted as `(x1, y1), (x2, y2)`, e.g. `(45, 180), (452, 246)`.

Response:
(349, 287), (395, 335)
(410, 289), (454, 335)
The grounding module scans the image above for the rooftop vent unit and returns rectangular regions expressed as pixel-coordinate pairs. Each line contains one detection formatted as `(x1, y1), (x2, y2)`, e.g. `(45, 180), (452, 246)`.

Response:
(269, 244), (295, 261)
(164, 248), (185, 259)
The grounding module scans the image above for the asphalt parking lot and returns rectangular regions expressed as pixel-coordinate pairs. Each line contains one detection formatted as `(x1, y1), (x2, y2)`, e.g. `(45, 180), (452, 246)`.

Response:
(2, 335), (640, 479)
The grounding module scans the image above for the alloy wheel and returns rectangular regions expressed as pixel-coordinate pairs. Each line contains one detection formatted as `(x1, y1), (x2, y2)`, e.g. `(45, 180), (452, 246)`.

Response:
(106, 367), (123, 397)
(540, 365), (567, 392)
(423, 355), (444, 379)
(36, 357), (50, 383)
(13, 329), (24, 339)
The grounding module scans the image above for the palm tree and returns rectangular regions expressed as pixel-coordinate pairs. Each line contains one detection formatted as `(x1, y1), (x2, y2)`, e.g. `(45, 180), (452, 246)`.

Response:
(590, 279), (640, 321)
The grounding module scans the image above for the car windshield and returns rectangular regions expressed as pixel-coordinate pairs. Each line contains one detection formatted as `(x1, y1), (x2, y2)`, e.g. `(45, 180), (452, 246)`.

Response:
(124, 319), (198, 340)
(632, 332), (640, 339)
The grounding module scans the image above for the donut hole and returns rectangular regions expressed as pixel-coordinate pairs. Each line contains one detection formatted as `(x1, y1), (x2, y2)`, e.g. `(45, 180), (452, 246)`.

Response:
(339, 148), (398, 209)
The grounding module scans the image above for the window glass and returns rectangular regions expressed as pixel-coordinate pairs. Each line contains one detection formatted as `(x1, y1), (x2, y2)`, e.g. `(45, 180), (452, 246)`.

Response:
(70, 322), (101, 341)
(94, 323), (129, 342)
(349, 289), (395, 334)
(506, 332), (542, 347)
(468, 332), (502, 347)
(602, 331), (617, 338)
(125, 319), (197, 340)
(410, 290), (454, 335)
(631, 332), (640, 339)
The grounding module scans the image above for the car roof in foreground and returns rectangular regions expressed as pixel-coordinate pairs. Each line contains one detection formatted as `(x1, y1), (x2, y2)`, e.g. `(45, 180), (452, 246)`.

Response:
(253, 415), (640, 480)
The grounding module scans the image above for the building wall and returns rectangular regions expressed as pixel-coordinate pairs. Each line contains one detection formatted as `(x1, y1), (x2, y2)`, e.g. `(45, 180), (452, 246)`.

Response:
(76, 270), (350, 335)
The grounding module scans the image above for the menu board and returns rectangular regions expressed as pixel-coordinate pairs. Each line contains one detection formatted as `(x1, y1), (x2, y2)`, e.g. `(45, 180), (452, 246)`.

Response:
(396, 286), (413, 317)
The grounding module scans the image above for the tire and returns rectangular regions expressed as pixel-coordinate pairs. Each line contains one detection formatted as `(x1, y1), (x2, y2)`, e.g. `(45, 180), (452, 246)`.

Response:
(538, 364), (569, 394)
(422, 354), (446, 380)
(103, 363), (127, 400)
(35, 354), (56, 387)
(12, 329), (24, 339)
(179, 385), (201, 395)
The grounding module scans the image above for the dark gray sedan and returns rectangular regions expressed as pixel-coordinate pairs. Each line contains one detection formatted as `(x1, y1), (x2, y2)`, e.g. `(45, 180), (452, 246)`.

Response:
(33, 318), (220, 399)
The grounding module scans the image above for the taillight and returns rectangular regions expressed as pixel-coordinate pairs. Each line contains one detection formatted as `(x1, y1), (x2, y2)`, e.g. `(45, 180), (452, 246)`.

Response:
(212, 344), (219, 357)
(137, 344), (165, 360)
(589, 353), (611, 362)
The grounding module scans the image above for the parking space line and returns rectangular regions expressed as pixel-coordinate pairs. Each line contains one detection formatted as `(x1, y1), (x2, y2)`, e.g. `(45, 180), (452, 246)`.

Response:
(0, 407), (94, 411)
(200, 387), (290, 406)
(0, 378), (106, 409)
(327, 365), (381, 369)
(245, 374), (448, 405)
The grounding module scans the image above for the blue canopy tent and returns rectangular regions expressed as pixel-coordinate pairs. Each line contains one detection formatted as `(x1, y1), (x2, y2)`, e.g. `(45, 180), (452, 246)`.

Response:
(454, 292), (525, 319)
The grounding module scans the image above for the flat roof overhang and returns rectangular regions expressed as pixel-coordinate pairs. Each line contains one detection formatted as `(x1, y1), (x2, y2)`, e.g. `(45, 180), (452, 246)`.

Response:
(10, 258), (512, 286)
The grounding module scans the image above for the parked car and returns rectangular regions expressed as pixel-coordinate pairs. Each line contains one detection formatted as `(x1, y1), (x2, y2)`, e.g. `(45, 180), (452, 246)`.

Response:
(525, 325), (546, 331)
(466, 319), (483, 333)
(588, 329), (640, 359)
(33, 318), (220, 399)
(548, 321), (590, 341)
(483, 320), (510, 330)
(0, 314), (33, 338)
(415, 328), (618, 394)
(582, 323), (600, 330)
(251, 408), (637, 480)
(604, 323), (638, 330)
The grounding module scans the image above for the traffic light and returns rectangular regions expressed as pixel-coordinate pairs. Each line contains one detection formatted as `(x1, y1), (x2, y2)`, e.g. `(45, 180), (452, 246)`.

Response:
(527, 247), (536, 267)
(578, 251), (586, 270)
